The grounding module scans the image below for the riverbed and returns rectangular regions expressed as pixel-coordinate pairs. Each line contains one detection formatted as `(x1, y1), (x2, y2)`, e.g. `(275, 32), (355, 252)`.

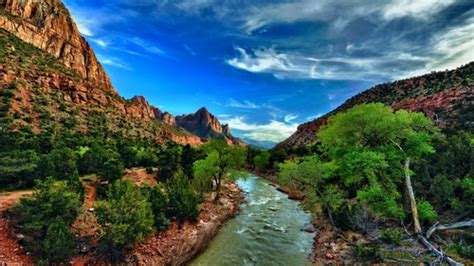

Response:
(190, 174), (315, 266)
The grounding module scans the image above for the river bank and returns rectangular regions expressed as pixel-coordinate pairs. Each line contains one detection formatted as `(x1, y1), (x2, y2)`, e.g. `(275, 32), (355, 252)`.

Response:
(129, 180), (244, 265)
(251, 169), (354, 264)
(190, 174), (315, 265)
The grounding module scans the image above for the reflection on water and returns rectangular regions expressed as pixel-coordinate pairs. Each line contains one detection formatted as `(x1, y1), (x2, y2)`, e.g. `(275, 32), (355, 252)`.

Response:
(190, 174), (315, 266)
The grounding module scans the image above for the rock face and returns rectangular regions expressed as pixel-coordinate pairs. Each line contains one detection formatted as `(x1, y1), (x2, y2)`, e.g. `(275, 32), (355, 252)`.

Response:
(278, 62), (474, 148)
(0, 0), (240, 147)
(0, 0), (114, 93)
(175, 107), (244, 145)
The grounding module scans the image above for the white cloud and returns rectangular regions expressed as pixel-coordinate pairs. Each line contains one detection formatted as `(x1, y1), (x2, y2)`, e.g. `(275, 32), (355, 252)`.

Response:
(327, 93), (336, 100)
(383, 0), (456, 20)
(97, 55), (131, 70)
(131, 38), (166, 56)
(284, 114), (298, 123)
(240, 0), (456, 34)
(227, 99), (260, 109)
(227, 47), (294, 74)
(221, 116), (298, 142)
(92, 39), (110, 48)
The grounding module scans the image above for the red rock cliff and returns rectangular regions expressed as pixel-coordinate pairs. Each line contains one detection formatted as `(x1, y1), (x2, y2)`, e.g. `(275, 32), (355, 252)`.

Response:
(0, 0), (114, 93)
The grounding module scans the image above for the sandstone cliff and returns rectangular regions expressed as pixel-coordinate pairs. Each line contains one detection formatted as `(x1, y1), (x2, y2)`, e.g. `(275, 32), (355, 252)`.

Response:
(278, 62), (474, 148)
(175, 107), (244, 145)
(0, 0), (241, 146)
(0, 0), (113, 92)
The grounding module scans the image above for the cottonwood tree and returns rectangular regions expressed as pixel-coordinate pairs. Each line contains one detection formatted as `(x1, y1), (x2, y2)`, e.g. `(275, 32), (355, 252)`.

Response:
(192, 140), (245, 201)
(317, 103), (437, 233)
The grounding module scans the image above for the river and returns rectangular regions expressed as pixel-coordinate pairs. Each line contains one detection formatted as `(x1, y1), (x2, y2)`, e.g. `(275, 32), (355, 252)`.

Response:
(190, 174), (315, 266)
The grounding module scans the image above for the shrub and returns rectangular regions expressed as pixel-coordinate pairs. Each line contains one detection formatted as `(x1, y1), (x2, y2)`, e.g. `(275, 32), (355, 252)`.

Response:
(145, 166), (153, 174)
(10, 178), (82, 262)
(98, 158), (124, 182)
(380, 228), (403, 245)
(40, 217), (76, 263)
(166, 174), (200, 223)
(142, 185), (169, 230)
(95, 180), (154, 258)
(353, 244), (381, 260)
(417, 200), (438, 223)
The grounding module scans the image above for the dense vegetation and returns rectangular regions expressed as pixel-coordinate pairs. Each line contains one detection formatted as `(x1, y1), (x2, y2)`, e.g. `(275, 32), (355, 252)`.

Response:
(1, 111), (247, 262)
(263, 103), (473, 262)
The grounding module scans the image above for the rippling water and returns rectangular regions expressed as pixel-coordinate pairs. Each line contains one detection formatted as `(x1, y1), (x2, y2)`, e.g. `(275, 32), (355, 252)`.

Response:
(189, 174), (315, 266)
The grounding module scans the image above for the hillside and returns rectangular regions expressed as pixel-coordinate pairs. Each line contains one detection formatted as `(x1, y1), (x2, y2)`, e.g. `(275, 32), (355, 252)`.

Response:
(278, 62), (474, 148)
(0, 0), (240, 146)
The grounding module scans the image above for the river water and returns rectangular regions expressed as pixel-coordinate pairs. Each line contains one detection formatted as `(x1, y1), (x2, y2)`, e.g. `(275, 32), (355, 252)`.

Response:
(190, 174), (315, 266)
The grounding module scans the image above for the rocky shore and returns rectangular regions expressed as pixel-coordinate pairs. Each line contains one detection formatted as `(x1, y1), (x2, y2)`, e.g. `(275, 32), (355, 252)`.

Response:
(129, 181), (245, 265)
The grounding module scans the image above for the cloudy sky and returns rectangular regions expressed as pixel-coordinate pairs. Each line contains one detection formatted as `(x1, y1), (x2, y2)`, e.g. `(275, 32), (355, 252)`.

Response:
(63, 0), (474, 144)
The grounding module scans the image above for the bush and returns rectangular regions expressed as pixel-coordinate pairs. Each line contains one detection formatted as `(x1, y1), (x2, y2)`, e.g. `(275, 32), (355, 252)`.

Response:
(380, 228), (403, 245)
(142, 185), (169, 230)
(417, 200), (438, 223)
(353, 244), (381, 260)
(98, 158), (124, 182)
(145, 166), (154, 174)
(10, 178), (82, 262)
(41, 217), (76, 263)
(95, 180), (154, 258)
(166, 174), (200, 223)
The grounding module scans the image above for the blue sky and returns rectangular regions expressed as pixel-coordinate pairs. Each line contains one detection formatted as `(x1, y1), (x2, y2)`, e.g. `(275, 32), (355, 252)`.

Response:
(63, 0), (474, 143)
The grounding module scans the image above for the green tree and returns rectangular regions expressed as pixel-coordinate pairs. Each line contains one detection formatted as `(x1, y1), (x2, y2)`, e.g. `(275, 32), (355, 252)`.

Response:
(193, 140), (245, 201)
(253, 150), (270, 171)
(142, 184), (169, 231)
(10, 178), (82, 262)
(166, 174), (200, 223)
(317, 103), (436, 232)
(95, 180), (154, 258)
(98, 158), (124, 183)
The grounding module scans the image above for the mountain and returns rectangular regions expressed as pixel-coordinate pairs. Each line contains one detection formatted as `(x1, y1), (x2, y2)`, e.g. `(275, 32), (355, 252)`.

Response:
(175, 107), (244, 145)
(0, 0), (241, 146)
(242, 138), (277, 149)
(278, 63), (474, 148)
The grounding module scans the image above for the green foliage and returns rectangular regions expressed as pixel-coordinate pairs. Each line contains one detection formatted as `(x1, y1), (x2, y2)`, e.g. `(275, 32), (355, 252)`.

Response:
(380, 228), (403, 245)
(253, 150), (271, 171)
(10, 178), (82, 262)
(41, 217), (76, 263)
(95, 180), (154, 256)
(416, 200), (437, 223)
(166, 174), (200, 223)
(142, 185), (169, 231)
(157, 143), (182, 180)
(353, 244), (381, 260)
(357, 184), (405, 220)
(98, 158), (124, 183)
(193, 140), (246, 200)
(0, 150), (40, 188)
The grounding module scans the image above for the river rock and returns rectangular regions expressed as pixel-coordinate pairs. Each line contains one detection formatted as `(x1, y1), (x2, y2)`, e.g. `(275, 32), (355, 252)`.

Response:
(302, 225), (316, 233)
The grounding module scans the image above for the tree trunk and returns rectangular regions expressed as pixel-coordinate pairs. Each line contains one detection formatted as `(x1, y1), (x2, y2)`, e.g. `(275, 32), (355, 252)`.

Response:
(214, 177), (221, 202)
(404, 157), (422, 234)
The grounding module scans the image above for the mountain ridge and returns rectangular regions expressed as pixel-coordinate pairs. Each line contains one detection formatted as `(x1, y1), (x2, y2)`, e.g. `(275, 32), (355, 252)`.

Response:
(277, 62), (474, 148)
(0, 0), (242, 146)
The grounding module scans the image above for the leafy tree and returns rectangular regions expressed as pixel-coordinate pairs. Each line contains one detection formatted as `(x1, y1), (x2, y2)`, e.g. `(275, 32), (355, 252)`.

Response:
(192, 155), (216, 198)
(253, 150), (270, 171)
(95, 180), (154, 258)
(181, 144), (204, 178)
(10, 178), (82, 262)
(193, 140), (245, 201)
(166, 174), (200, 223)
(318, 103), (436, 233)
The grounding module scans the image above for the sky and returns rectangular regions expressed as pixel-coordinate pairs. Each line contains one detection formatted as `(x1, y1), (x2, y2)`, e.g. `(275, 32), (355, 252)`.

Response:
(62, 0), (474, 144)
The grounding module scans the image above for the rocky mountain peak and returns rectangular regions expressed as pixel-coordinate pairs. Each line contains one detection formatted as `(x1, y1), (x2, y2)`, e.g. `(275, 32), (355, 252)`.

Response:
(0, 0), (115, 93)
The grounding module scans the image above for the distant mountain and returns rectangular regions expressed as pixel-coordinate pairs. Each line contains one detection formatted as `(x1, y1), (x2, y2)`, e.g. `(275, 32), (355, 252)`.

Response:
(242, 138), (277, 149)
(0, 0), (242, 146)
(278, 63), (474, 148)
(174, 107), (244, 145)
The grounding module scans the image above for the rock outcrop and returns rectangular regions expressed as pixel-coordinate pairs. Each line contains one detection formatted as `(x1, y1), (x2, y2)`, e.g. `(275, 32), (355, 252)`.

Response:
(0, 0), (240, 147)
(175, 107), (244, 145)
(0, 0), (114, 92)
(278, 62), (474, 148)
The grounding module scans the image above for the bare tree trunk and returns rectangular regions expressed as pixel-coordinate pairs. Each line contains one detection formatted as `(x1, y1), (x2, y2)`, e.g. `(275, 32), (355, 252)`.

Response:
(404, 157), (422, 234)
